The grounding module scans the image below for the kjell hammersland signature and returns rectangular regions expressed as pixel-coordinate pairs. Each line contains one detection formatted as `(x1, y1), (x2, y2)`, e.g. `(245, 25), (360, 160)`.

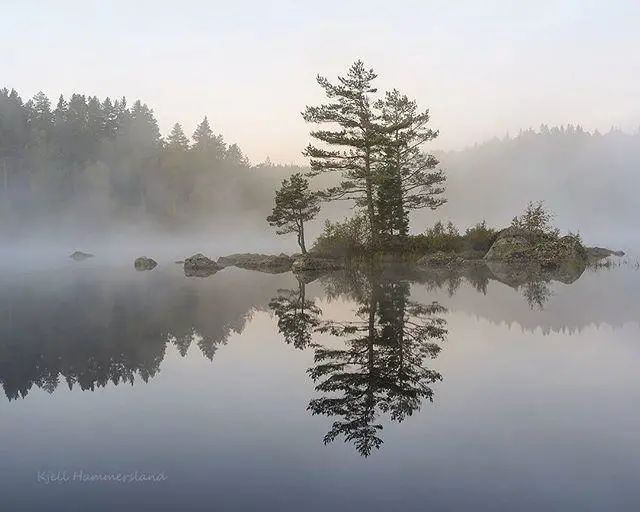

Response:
(36, 470), (168, 484)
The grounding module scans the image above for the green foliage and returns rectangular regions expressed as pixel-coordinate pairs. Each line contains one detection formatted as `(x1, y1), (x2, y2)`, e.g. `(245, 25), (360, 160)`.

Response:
(417, 221), (464, 253)
(312, 216), (371, 257)
(303, 60), (383, 234)
(464, 221), (498, 252)
(303, 62), (446, 241)
(267, 173), (320, 253)
(376, 163), (408, 239)
(375, 89), (446, 238)
(315, 216), (497, 258)
(381, 220), (498, 256)
(567, 230), (583, 244)
(511, 201), (560, 237)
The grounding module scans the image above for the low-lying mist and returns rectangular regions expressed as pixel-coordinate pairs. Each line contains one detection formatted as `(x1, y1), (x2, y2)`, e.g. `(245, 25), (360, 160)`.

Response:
(2, 85), (638, 261)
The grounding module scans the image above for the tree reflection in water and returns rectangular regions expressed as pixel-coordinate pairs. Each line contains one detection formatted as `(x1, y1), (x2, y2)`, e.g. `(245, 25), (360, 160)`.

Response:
(270, 268), (448, 457)
(269, 277), (322, 349)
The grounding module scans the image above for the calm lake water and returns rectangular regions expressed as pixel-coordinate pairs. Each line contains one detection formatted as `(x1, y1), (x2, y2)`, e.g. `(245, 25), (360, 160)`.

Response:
(1, 258), (639, 511)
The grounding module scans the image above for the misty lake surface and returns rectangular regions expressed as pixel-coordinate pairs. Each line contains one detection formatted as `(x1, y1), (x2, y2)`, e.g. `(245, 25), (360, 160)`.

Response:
(1, 258), (639, 511)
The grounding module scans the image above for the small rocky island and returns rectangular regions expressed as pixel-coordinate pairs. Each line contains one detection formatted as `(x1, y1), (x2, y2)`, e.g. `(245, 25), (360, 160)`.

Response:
(111, 203), (623, 284)
(172, 202), (624, 283)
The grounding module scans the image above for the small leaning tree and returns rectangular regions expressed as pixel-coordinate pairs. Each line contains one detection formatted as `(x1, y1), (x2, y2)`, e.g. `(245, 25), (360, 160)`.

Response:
(267, 173), (320, 254)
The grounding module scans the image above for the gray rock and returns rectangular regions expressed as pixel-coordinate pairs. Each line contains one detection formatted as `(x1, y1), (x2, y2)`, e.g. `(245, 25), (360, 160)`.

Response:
(134, 257), (157, 271)
(484, 228), (586, 267)
(184, 253), (220, 277)
(217, 253), (292, 272)
(586, 247), (625, 261)
(70, 251), (94, 261)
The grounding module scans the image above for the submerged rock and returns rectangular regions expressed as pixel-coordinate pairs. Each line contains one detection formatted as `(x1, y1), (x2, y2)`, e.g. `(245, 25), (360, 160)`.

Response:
(184, 253), (220, 277)
(291, 255), (344, 273)
(134, 257), (157, 271)
(70, 251), (94, 261)
(217, 253), (292, 272)
(586, 247), (625, 261)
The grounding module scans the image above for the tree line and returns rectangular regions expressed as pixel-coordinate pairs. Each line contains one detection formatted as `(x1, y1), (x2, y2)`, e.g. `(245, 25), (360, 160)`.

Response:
(0, 87), (286, 232)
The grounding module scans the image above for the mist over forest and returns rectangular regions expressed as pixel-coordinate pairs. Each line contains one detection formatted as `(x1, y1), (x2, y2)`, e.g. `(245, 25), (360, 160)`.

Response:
(1, 86), (638, 256)
(436, 126), (640, 248)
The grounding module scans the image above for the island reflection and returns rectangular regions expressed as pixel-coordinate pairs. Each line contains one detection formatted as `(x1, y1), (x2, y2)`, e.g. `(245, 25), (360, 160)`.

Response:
(1, 259), (636, 456)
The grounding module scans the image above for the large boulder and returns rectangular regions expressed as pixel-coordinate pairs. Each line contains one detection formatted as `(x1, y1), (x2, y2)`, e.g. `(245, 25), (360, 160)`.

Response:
(70, 251), (94, 261)
(184, 253), (220, 277)
(134, 257), (157, 271)
(484, 228), (586, 267)
(217, 253), (292, 272)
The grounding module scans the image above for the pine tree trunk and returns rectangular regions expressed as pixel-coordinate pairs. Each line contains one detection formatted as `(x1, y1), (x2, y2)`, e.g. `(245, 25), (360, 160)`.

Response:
(395, 133), (407, 236)
(364, 148), (378, 243)
(298, 278), (306, 315)
(299, 221), (307, 254)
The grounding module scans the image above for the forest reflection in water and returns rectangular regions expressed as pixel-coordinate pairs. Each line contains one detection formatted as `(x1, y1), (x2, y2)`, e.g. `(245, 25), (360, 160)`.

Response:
(0, 258), (635, 456)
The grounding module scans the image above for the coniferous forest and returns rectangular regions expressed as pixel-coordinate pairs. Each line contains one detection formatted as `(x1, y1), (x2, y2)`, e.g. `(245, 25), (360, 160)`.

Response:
(0, 87), (303, 234)
(2, 73), (639, 246)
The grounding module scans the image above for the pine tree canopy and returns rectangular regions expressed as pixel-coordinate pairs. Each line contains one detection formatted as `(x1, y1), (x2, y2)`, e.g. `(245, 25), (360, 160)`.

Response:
(267, 173), (320, 253)
(302, 61), (447, 240)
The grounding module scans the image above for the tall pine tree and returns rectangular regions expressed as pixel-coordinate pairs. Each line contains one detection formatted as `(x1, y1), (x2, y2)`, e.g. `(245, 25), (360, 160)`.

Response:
(376, 89), (446, 238)
(302, 61), (386, 240)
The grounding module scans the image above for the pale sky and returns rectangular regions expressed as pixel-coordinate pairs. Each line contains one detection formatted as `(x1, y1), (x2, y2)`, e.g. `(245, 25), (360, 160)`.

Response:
(3, 0), (639, 163)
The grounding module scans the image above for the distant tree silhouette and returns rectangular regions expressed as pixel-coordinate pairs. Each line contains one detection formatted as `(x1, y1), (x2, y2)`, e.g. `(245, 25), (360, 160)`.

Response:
(0, 87), (269, 231)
